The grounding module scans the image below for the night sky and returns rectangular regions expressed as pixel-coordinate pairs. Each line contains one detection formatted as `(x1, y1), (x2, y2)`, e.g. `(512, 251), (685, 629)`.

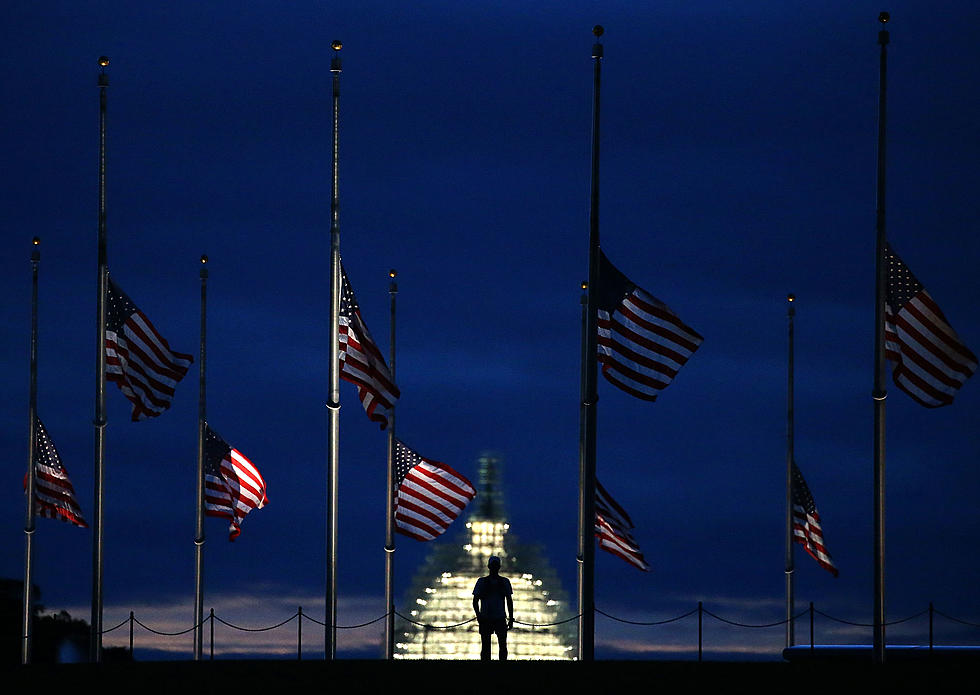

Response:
(2, 1), (979, 659)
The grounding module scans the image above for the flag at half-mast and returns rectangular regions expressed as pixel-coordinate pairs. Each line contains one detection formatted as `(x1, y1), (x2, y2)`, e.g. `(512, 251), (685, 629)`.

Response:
(203, 424), (267, 541)
(791, 462), (837, 577)
(884, 244), (976, 408)
(25, 418), (87, 528)
(393, 438), (475, 541)
(339, 264), (400, 429)
(595, 479), (649, 571)
(105, 276), (193, 421)
(596, 251), (703, 401)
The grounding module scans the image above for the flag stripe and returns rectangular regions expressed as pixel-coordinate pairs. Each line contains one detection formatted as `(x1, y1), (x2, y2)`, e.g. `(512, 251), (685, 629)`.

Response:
(27, 419), (87, 528)
(884, 245), (976, 408)
(203, 424), (267, 541)
(791, 463), (838, 577)
(595, 480), (649, 571)
(596, 253), (702, 403)
(106, 278), (192, 421)
(339, 266), (400, 429)
(394, 439), (475, 542)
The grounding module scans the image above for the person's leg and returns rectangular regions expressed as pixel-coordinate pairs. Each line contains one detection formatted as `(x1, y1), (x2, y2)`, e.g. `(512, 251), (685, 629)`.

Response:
(496, 620), (508, 661)
(480, 622), (492, 661)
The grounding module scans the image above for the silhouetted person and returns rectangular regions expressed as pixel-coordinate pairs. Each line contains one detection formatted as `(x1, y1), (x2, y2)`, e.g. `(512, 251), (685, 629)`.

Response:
(472, 555), (514, 661)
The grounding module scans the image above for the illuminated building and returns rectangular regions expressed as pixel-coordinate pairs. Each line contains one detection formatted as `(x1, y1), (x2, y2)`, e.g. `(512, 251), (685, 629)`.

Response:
(394, 453), (576, 660)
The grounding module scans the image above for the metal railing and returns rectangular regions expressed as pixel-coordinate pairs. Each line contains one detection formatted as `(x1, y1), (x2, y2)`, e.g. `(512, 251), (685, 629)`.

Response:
(94, 600), (977, 661)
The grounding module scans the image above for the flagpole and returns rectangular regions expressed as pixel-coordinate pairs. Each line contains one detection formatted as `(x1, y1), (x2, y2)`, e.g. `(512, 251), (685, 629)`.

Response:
(578, 24), (603, 663)
(872, 11), (890, 666)
(91, 55), (110, 664)
(785, 293), (795, 648)
(384, 269), (397, 660)
(22, 237), (41, 665)
(194, 254), (208, 660)
(326, 39), (343, 660)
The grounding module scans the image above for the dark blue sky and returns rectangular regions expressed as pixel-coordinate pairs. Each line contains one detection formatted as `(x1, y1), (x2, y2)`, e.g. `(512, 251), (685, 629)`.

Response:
(2, 1), (979, 659)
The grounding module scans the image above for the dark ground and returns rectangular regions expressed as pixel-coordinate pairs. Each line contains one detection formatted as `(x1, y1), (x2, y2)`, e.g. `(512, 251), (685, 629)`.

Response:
(7, 658), (980, 691)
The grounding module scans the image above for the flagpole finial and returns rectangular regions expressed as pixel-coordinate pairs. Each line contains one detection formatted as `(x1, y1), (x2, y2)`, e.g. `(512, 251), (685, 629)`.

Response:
(98, 56), (109, 86)
(878, 11), (890, 23)
(787, 293), (795, 303)
(592, 25), (604, 59)
(200, 254), (208, 265)
(31, 237), (40, 262)
(593, 25), (604, 37)
(331, 40), (343, 73)
(389, 269), (397, 279)
(200, 254), (208, 279)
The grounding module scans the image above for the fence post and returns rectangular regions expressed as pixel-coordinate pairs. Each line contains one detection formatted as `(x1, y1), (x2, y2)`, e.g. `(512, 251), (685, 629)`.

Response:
(298, 606), (303, 661)
(209, 608), (215, 661)
(809, 602), (814, 651)
(929, 601), (933, 651)
(697, 601), (703, 662)
(129, 611), (134, 655)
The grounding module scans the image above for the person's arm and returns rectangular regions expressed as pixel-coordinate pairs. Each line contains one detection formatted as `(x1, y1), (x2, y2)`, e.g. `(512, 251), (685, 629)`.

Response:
(506, 594), (514, 630)
(473, 596), (480, 619)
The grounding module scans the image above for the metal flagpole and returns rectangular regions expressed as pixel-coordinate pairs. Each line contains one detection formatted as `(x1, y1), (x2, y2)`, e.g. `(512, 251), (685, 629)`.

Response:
(785, 293), (795, 648)
(326, 38), (343, 660)
(194, 254), (209, 660)
(91, 55), (110, 664)
(22, 237), (41, 665)
(576, 279), (589, 660)
(578, 24), (603, 663)
(384, 269), (397, 659)
(872, 11), (890, 666)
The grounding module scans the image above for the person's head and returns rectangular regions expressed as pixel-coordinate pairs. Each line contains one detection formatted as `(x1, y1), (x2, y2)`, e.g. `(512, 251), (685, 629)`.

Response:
(487, 555), (501, 573)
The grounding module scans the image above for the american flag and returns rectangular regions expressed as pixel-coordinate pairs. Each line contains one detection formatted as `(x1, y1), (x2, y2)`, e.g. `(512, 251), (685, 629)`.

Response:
(106, 277), (193, 421)
(26, 419), (87, 528)
(595, 479), (649, 571)
(791, 462), (837, 577)
(339, 265), (399, 429)
(596, 251), (703, 401)
(393, 438), (475, 541)
(203, 424), (267, 541)
(884, 244), (976, 408)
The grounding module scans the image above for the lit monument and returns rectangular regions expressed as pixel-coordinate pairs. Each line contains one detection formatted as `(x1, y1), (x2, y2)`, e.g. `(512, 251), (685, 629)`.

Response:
(394, 453), (576, 660)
